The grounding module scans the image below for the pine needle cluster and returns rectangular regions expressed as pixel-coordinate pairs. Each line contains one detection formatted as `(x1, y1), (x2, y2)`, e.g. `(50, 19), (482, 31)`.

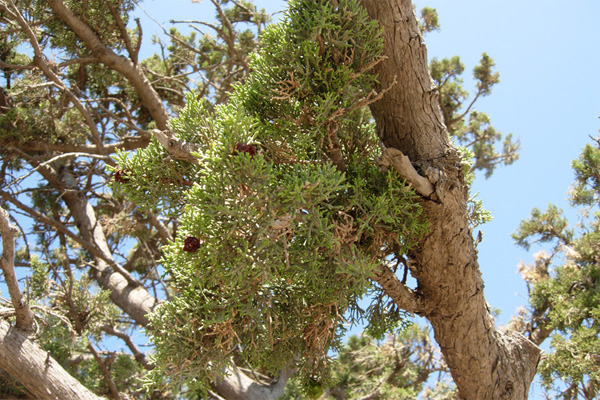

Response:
(114, 0), (427, 393)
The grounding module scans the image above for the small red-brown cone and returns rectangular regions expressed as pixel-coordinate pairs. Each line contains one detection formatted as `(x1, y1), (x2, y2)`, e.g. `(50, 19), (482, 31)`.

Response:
(234, 142), (256, 157)
(182, 236), (201, 253)
(114, 169), (131, 183)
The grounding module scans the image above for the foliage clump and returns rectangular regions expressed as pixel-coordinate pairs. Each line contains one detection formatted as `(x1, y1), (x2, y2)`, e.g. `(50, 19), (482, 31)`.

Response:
(511, 137), (600, 398)
(282, 325), (454, 399)
(115, 0), (426, 393)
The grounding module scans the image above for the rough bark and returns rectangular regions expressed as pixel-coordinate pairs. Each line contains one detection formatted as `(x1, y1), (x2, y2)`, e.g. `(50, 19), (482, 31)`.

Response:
(0, 319), (105, 400)
(213, 368), (293, 400)
(359, 1), (541, 399)
(0, 206), (34, 332)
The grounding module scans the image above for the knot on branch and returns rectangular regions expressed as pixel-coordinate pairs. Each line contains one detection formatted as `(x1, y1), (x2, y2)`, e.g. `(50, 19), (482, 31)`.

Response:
(375, 147), (439, 201)
(152, 129), (201, 164)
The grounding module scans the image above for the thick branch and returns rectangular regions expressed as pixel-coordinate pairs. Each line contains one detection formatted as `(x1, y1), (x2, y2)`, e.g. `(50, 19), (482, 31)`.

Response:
(0, 206), (33, 331)
(371, 263), (421, 314)
(213, 366), (293, 400)
(0, 319), (104, 400)
(14, 136), (150, 155)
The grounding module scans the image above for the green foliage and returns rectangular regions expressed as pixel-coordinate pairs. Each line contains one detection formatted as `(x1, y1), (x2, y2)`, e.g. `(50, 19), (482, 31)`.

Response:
(112, 139), (199, 218)
(512, 204), (573, 251)
(43, 0), (137, 55)
(513, 137), (600, 398)
(418, 7), (440, 34)
(571, 138), (600, 207)
(29, 255), (49, 299)
(457, 146), (493, 227)
(430, 53), (519, 179)
(282, 325), (455, 399)
(114, 0), (426, 393)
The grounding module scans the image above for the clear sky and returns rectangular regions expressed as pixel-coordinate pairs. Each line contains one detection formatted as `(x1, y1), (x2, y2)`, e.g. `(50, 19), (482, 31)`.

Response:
(134, 0), (600, 394)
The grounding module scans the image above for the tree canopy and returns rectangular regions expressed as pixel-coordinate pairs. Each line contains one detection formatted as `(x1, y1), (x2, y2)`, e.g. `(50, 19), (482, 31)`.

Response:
(0, 0), (596, 399)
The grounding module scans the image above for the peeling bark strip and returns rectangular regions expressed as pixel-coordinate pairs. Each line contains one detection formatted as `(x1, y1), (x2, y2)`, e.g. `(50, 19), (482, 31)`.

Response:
(359, 1), (541, 399)
(0, 319), (104, 400)
(375, 147), (437, 200)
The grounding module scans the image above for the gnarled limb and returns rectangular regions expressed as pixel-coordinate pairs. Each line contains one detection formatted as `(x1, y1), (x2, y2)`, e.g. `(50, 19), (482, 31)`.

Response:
(0, 319), (105, 400)
(152, 129), (201, 164)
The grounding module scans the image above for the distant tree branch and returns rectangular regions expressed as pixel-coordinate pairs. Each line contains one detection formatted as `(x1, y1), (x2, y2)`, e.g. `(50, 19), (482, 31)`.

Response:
(87, 343), (120, 400)
(0, 206), (33, 331)
(101, 324), (153, 370)
(45, 0), (170, 130)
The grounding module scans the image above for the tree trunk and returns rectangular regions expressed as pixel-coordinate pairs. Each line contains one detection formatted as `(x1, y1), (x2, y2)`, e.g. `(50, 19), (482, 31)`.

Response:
(359, 1), (541, 398)
(0, 319), (105, 400)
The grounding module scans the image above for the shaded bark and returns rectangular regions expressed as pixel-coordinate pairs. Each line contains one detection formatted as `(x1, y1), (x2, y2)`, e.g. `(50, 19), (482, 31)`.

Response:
(0, 319), (105, 400)
(359, 0), (541, 399)
(213, 367), (293, 400)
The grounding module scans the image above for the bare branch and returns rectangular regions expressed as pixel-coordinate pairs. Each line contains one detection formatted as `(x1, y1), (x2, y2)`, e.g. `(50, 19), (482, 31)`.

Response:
(371, 263), (421, 314)
(0, 206), (34, 331)
(5, 152), (112, 190)
(10, 136), (150, 156)
(107, 2), (137, 64)
(101, 324), (152, 370)
(88, 343), (120, 400)
(0, 189), (141, 288)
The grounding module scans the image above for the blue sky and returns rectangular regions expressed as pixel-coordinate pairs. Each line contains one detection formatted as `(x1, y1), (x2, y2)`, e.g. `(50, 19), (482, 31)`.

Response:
(136, 0), (600, 325)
